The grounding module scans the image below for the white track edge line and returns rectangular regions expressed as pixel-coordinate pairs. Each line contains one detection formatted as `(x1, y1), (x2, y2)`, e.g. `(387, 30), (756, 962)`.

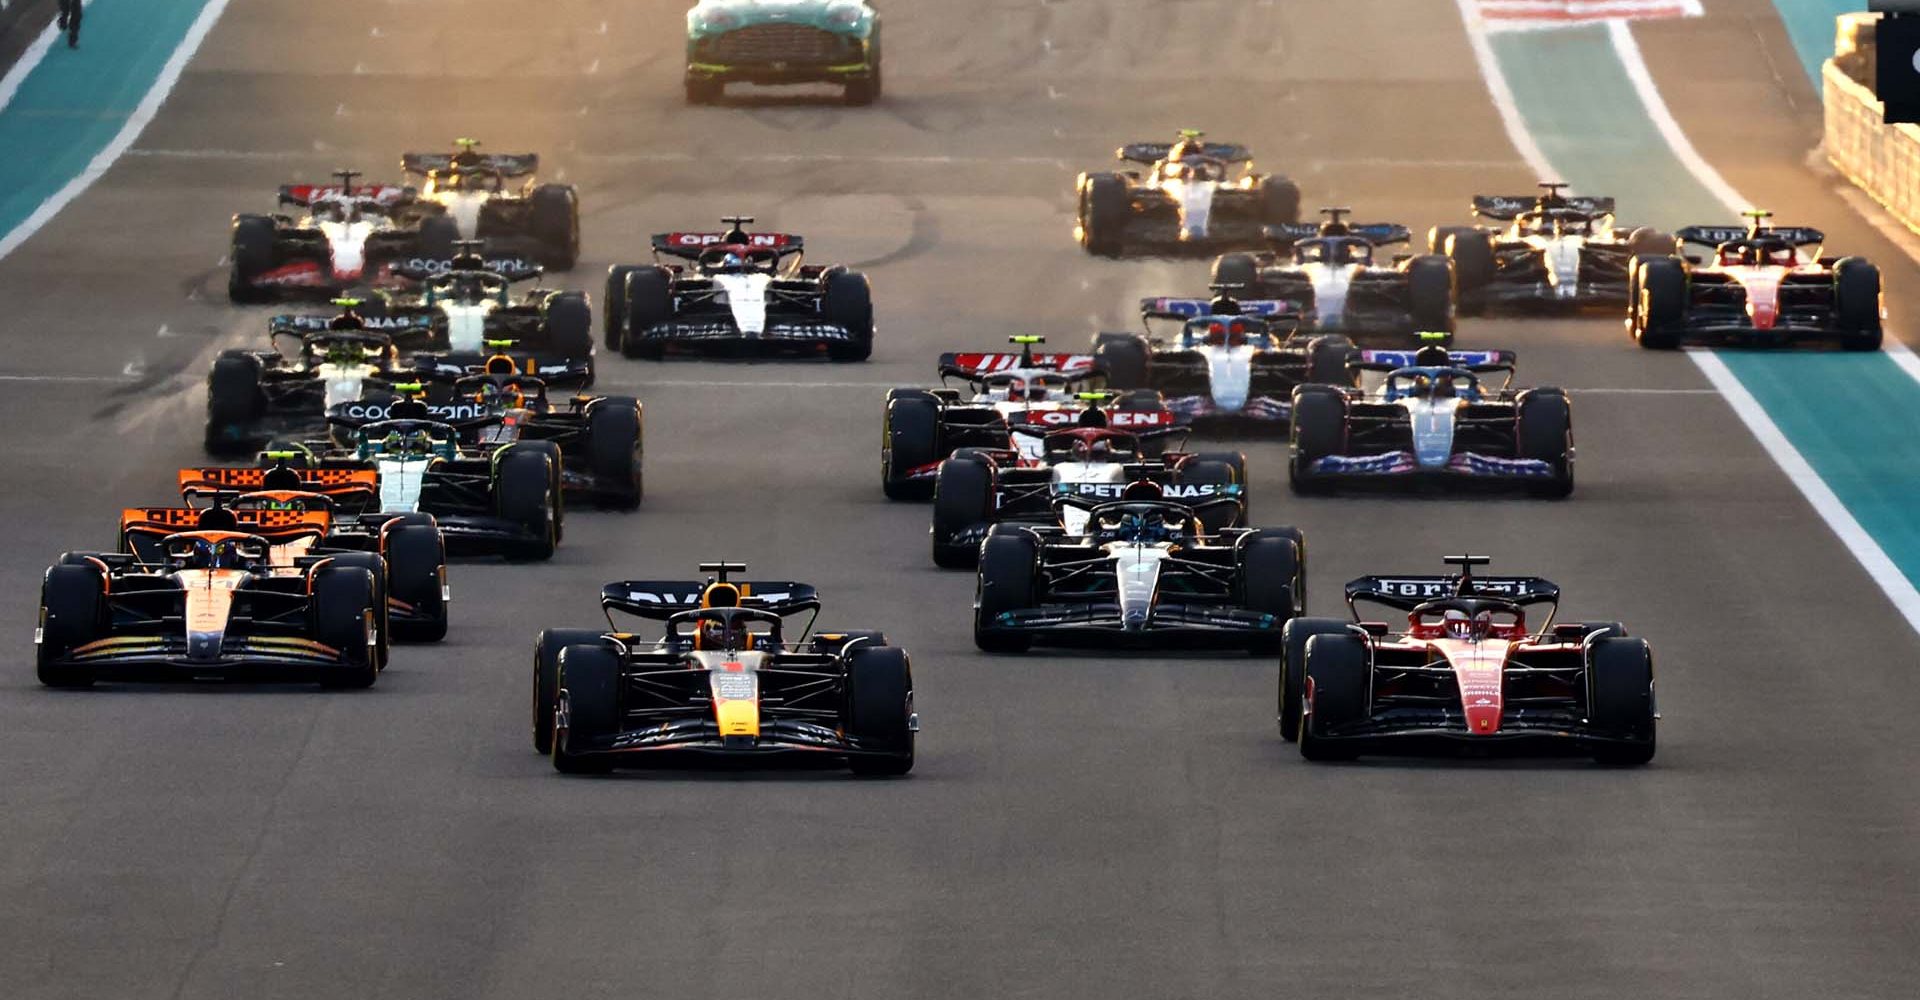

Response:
(1605, 19), (1748, 216)
(0, 0), (233, 265)
(1451, 0), (1560, 180)
(0, 0), (65, 113)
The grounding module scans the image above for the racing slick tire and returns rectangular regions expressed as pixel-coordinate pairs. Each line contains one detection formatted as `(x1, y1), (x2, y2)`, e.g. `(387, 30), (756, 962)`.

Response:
(1092, 333), (1150, 389)
(205, 351), (265, 455)
(327, 552), (392, 668)
(1579, 622), (1628, 641)
(417, 215), (459, 263)
(1834, 257), (1884, 352)
(932, 457), (994, 569)
(228, 215), (277, 303)
(1625, 227), (1673, 257)
(883, 393), (941, 501)
(313, 565), (380, 690)
(1405, 254), (1456, 336)
(602, 266), (638, 351)
(811, 630), (891, 657)
(529, 184), (581, 270)
(1211, 252), (1260, 294)
(497, 445), (558, 561)
(542, 290), (594, 369)
(1235, 530), (1302, 654)
(974, 532), (1038, 653)
(1259, 175), (1301, 225)
(1633, 256), (1686, 349)
(1080, 174), (1130, 257)
(1306, 335), (1356, 386)
(825, 270), (876, 361)
(37, 564), (104, 688)
(620, 266), (674, 360)
(383, 524), (448, 643)
(553, 644), (621, 774)
(845, 645), (915, 776)
(586, 398), (644, 510)
(1517, 388), (1575, 498)
(1289, 386), (1345, 495)
(1588, 637), (1657, 766)
(1278, 618), (1350, 741)
(684, 75), (724, 105)
(533, 629), (608, 754)
(1438, 229), (1493, 315)
(1300, 633), (1369, 761)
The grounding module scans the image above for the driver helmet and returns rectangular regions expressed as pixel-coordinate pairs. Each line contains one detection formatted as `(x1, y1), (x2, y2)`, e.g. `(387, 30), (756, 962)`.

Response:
(262, 466), (304, 491)
(1413, 345), (1451, 367)
(328, 308), (366, 332)
(180, 536), (249, 571)
(388, 397), (432, 421)
(1442, 608), (1493, 641)
(1122, 480), (1163, 501)
(449, 251), (486, 272)
(721, 251), (747, 270)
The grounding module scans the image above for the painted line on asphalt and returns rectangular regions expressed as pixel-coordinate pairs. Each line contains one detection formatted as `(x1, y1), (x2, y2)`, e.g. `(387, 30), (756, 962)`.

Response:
(0, 0), (234, 265)
(0, 374), (132, 383)
(1604, 19), (1747, 215)
(0, 1), (68, 114)
(1450, 0), (1557, 178)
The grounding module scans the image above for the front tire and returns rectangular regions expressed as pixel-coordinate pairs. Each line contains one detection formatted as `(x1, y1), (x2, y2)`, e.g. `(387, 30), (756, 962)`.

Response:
(313, 566), (379, 690)
(845, 645), (914, 776)
(1300, 633), (1369, 761)
(1589, 637), (1656, 766)
(1277, 618), (1350, 741)
(824, 270), (875, 361)
(974, 532), (1037, 653)
(1517, 388), (1574, 498)
(553, 645), (621, 774)
(585, 398), (644, 509)
(883, 393), (941, 501)
(37, 564), (103, 688)
(533, 629), (608, 754)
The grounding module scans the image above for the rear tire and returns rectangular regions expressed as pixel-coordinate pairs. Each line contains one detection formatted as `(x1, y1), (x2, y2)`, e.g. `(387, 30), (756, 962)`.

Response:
(1300, 634), (1368, 761)
(37, 564), (103, 688)
(542, 290), (593, 365)
(496, 446), (557, 561)
(416, 215), (459, 262)
(845, 645), (914, 775)
(528, 184), (580, 270)
(1080, 174), (1129, 257)
(1405, 254), (1455, 337)
(553, 645), (621, 774)
(1259, 176), (1301, 225)
(883, 394), (941, 501)
(228, 215), (276, 303)
(313, 566), (378, 690)
(1441, 230), (1493, 316)
(1517, 388), (1574, 498)
(974, 532), (1037, 653)
(1306, 335), (1355, 385)
(931, 457), (994, 569)
(1092, 333), (1150, 389)
(533, 629), (607, 754)
(1236, 530), (1301, 654)
(825, 270), (875, 361)
(1211, 252), (1260, 294)
(205, 352), (265, 455)
(586, 399), (643, 509)
(1289, 386), (1345, 494)
(1588, 637), (1656, 766)
(1278, 618), (1350, 741)
(1834, 257), (1883, 351)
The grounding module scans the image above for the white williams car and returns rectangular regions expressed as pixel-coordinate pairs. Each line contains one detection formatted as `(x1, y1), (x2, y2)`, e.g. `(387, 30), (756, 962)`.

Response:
(1430, 182), (1669, 313)
(1076, 130), (1300, 256)
(1212, 208), (1455, 345)
(398, 140), (582, 270)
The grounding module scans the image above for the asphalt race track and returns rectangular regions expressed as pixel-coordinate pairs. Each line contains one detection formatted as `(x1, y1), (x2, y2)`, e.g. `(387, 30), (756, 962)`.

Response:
(2, 2), (1919, 998)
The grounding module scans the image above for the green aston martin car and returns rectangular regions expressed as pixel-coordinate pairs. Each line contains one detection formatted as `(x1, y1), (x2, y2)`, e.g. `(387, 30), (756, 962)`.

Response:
(684, 0), (881, 106)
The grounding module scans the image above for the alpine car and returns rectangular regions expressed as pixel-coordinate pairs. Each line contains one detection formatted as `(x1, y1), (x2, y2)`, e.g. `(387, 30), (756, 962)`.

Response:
(604, 217), (874, 361)
(382, 244), (595, 387)
(929, 396), (1248, 568)
(229, 170), (455, 302)
(973, 481), (1303, 653)
(684, 0), (882, 106)
(1627, 211), (1882, 350)
(397, 140), (580, 269)
(37, 530), (383, 689)
(205, 300), (416, 455)
(1076, 130), (1301, 256)
(1279, 555), (1655, 764)
(1430, 182), (1670, 313)
(175, 464), (450, 642)
(1093, 295), (1353, 430)
(1288, 343), (1573, 497)
(1210, 208), (1455, 343)
(881, 335), (1114, 501)
(270, 411), (563, 561)
(534, 562), (914, 775)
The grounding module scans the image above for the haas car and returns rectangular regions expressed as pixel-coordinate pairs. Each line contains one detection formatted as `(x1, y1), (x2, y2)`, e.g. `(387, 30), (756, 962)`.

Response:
(1431, 182), (1671, 313)
(381, 244), (595, 387)
(37, 528), (383, 689)
(176, 464), (450, 642)
(1094, 295), (1354, 430)
(882, 335), (1114, 501)
(205, 301), (414, 455)
(1211, 209), (1454, 343)
(397, 140), (580, 269)
(1628, 211), (1882, 350)
(973, 481), (1304, 653)
(1289, 343), (1573, 497)
(534, 562), (914, 775)
(930, 395), (1249, 568)
(1279, 555), (1655, 764)
(1076, 130), (1301, 256)
(229, 170), (452, 303)
(604, 217), (873, 361)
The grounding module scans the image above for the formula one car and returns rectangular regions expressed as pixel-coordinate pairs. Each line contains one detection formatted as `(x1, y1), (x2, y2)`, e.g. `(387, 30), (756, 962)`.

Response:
(205, 300), (417, 455)
(1210, 208), (1454, 343)
(1279, 555), (1655, 764)
(1288, 343), (1573, 497)
(270, 412), (563, 560)
(881, 335), (1114, 501)
(973, 481), (1303, 653)
(1627, 211), (1882, 350)
(380, 245), (595, 387)
(397, 140), (580, 269)
(175, 464), (450, 641)
(1093, 295), (1353, 429)
(534, 562), (914, 775)
(604, 217), (874, 361)
(685, 0), (882, 105)
(229, 170), (456, 302)
(1430, 183), (1670, 313)
(1076, 130), (1300, 256)
(929, 395), (1248, 568)
(37, 530), (382, 689)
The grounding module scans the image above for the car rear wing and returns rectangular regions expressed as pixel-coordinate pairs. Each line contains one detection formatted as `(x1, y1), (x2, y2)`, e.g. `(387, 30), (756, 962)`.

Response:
(269, 313), (435, 339)
(400, 152), (539, 177)
(1676, 224), (1825, 247)
(1262, 223), (1410, 247)
(937, 352), (1101, 380)
(120, 506), (332, 542)
(1472, 194), (1614, 219)
(1349, 349), (1517, 373)
(276, 183), (410, 208)
(1116, 141), (1251, 164)
(179, 466), (379, 495)
(649, 231), (802, 260)
(1344, 574), (1561, 614)
(1049, 481), (1243, 506)
(1139, 297), (1296, 320)
(600, 581), (822, 620)
(389, 254), (544, 282)
(1012, 407), (1184, 438)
